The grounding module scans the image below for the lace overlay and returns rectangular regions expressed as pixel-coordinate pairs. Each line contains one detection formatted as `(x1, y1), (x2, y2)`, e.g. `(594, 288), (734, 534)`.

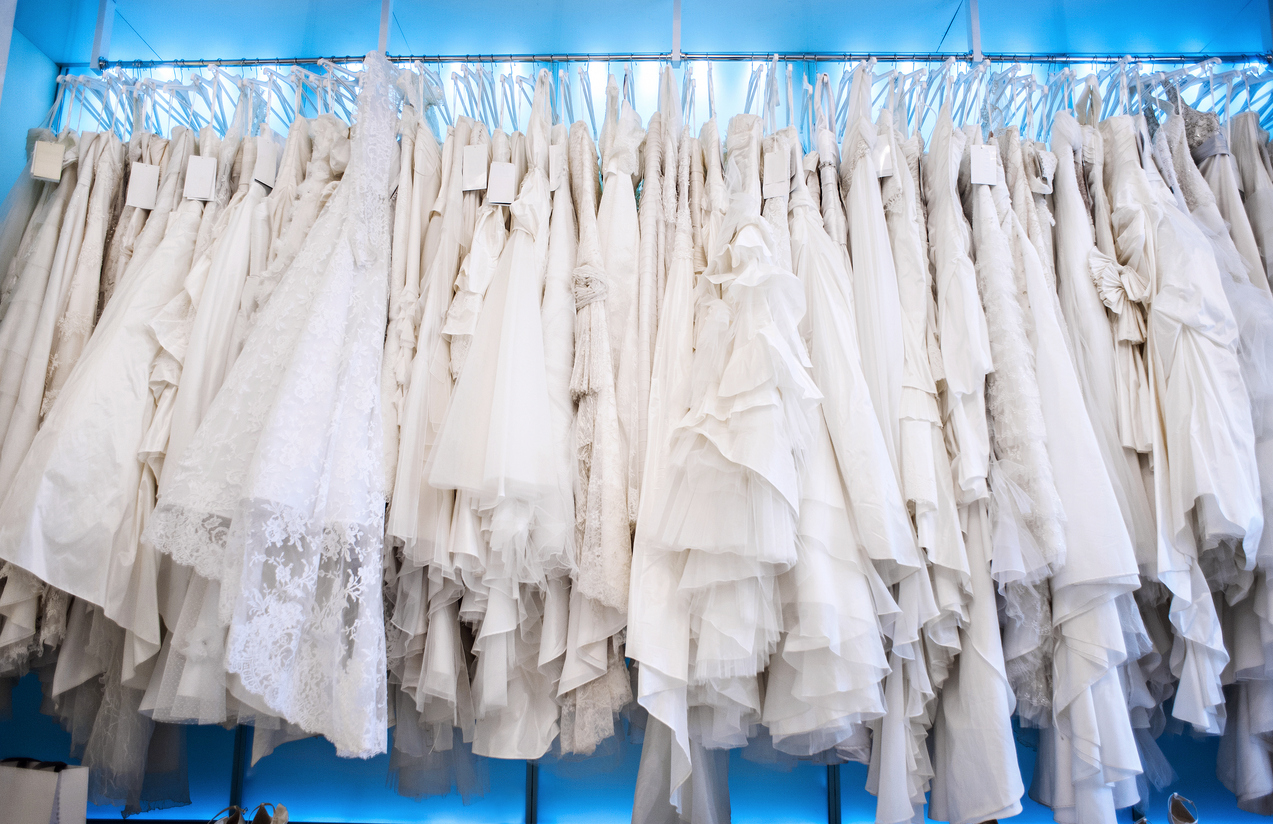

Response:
(146, 52), (397, 757)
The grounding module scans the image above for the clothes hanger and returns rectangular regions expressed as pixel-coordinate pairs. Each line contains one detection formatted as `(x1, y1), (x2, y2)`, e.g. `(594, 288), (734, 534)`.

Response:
(833, 64), (853, 141)
(800, 73), (815, 148)
(949, 62), (977, 129)
(451, 70), (473, 120)
(681, 63), (696, 134)
(484, 63), (503, 130)
(946, 62), (974, 128)
(915, 57), (954, 136)
(814, 71), (833, 134)
(500, 70), (516, 132)
(556, 67), (569, 126)
(161, 79), (204, 132)
(77, 75), (115, 134)
(40, 75), (69, 133)
(707, 61), (716, 122)
(623, 61), (636, 110)
(744, 62), (763, 115)
(578, 64), (597, 138)
(418, 63), (450, 126)
(760, 59), (777, 135)
(517, 72), (535, 126)
(261, 69), (298, 125)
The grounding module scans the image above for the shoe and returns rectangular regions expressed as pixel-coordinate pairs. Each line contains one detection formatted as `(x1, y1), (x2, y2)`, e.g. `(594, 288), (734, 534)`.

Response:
(1168, 793), (1198, 824)
(1132, 801), (1150, 824)
(207, 807), (243, 824)
(248, 803), (289, 824)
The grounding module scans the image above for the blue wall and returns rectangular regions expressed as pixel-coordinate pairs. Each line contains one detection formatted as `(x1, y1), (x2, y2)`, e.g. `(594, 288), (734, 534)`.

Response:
(0, 30), (58, 197)
(3, 671), (1272, 823)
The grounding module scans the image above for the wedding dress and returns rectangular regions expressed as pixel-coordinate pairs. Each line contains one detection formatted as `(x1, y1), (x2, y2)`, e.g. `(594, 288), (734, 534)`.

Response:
(1103, 113), (1243, 735)
(0, 126), (196, 671)
(764, 124), (889, 758)
(561, 117), (630, 755)
(428, 72), (571, 760)
(146, 52), (399, 757)
(1050, 111), (1156, 569)
(631, 111), (820, 812)
(1230, 112), (1273, 286)
(0, 131), (99, 489)
(922, 102), (1021, 824)
(879, 106), (969, 692)
(962, 124), (1065, 728)
(0, 128), (60, 322)
(922, 109), (993, 508)
(101, 131), (169, 312)
(1189, 106), (1268, 293)
(40, 132), (123, 417)
(158, 119), (270, 490)
(995, 126), (1143, 824)
(1165, 103), (1273, 817)
(839, 63), (904, 479)
(386, 117), (476, 755)
(231, 114), (316, 354)
(596, 75), (643, 530)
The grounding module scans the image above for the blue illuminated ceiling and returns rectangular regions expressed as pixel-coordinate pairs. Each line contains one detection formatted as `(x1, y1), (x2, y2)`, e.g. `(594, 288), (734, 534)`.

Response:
(10, 0), (1272, 68)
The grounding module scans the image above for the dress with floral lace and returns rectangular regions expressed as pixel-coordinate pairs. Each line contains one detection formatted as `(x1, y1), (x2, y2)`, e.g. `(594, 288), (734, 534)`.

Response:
(145, 52), (398, 758)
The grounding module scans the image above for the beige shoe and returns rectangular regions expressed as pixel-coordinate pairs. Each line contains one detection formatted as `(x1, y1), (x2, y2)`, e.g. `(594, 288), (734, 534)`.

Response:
(248, 803), (289, 824)
(207, 806), (244, 824)
(1168, 793), (1198, 824)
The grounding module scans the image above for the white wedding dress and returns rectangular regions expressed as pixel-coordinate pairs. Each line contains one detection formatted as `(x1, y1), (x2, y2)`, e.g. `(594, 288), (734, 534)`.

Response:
(922, 103), (1021, 824)
(0, 126), (197, 670)
(146, 52), (399, 758)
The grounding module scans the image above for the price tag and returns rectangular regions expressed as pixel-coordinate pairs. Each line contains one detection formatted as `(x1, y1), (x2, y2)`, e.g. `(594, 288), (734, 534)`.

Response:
(32, 140), (64, 181)
(125, 162), (160, 209)
(462, 144), (489, 191)
(762, 148), (788, 199)
(253, 136), (278, 190)
(486, 161), (516, 205)
(184, 155), (217, 201)
(549, 143), (567, 192)
(970, 143), (999, 186)
(875, 141), (895, 178)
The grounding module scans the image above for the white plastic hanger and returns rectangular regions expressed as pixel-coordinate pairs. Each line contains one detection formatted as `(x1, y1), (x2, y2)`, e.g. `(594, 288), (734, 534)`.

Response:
(578, 64), (598, 139)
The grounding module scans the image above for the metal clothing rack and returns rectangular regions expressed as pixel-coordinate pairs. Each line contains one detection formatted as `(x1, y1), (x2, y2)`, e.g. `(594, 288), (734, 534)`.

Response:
(89, 50), (1273, 70)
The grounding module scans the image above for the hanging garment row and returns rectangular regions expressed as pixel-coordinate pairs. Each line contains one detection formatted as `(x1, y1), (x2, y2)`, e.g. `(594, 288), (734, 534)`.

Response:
(2, 48), (1273, 824)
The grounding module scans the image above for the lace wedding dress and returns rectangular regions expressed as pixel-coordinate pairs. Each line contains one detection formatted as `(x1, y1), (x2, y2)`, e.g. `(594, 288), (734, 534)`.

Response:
(146, 51), (399, 758)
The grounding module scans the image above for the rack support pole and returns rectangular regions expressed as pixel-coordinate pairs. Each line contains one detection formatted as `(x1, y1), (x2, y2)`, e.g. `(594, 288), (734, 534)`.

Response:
(91, 0), (115, 71)
(0, 0), (16, 108)
(672, 0), (682, 67)
(968, 0), (983, 62)
(378, 0), (394, 55)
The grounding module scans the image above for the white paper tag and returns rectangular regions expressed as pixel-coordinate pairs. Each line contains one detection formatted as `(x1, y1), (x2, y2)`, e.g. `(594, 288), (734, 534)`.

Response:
(183, 155), (217, 201)
(462, 144), (489, 191)
(125, 162), (160, 209)
(549, 143), (567, 192)
(875, 141), (895, 178)
(253, 137), (278, 189)
(486, 161), (516, 205)
(762, 149), (788, 199)
(32, 140), (64, 181)
(970, 144), (999, 186)
(802, 151), (819, 174)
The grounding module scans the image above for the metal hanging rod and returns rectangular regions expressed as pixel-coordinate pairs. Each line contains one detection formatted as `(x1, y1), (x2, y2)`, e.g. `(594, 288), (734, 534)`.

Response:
(83, 50), (1273, 70)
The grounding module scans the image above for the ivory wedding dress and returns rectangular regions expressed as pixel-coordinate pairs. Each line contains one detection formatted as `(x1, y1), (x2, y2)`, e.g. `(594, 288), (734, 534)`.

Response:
(147, 52), (399, 757)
